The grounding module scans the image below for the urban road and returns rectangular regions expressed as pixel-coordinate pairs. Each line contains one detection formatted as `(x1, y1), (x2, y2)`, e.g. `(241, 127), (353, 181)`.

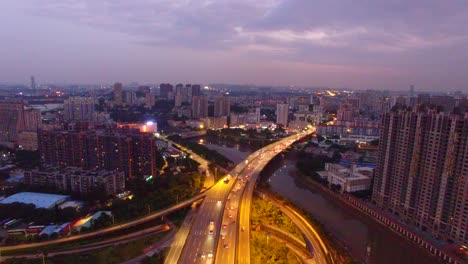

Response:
(217, 131), (326, 264)
(0, 195), (205, 253)
(174, 129), (317, 264)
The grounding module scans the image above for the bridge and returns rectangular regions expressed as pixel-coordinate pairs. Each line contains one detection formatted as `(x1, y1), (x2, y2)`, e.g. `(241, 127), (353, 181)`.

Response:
(0, 195), (205, 253)
(258, 191), (334, 264)
(172, 129), (325, 264)
(257, 223), (315, 264)
(214, 130), (331, 264)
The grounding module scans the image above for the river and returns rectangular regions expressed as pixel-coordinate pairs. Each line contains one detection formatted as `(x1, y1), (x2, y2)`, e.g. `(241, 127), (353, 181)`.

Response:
(198, 137), (438, 264)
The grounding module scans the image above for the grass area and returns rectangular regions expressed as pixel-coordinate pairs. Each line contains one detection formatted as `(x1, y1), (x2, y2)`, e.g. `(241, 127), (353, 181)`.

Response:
(251, 196), (304, 241)
(264, 187), (357, 264)
(250, 195), (305, 264)
(250, 230), (301, 264)
(4, 232), (167, 264)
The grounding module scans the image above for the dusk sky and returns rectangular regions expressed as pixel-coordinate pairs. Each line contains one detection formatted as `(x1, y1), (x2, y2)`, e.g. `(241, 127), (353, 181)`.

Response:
(1, 0), (468, 91)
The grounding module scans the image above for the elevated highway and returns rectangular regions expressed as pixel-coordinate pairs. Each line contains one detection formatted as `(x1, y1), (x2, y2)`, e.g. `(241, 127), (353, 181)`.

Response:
(258, 223), (315, 264)
(258, 191), (333, 264)
(0, 194), (204, 253)
(211, 130), (316, 264)
(173, 130), (313, 264)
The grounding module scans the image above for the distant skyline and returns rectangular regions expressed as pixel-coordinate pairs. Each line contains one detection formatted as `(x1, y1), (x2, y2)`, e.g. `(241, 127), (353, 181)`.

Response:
(1, 1), (468, 91)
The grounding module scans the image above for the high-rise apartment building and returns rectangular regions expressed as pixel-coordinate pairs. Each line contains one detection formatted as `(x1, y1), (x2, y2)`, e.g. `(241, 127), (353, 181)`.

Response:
(0, 100), (26, 143)
(123, 91), (138, 106)
(113, 82), (123, 105)
(159, 83), (173, 99)
(145, 91), (156, 108)
(214, 95), (231, 117)
(0, 100), (42, 149)
(38, 129), (158, 178)
(174, 84), (190, 106)
(276, 103), (289, 126)
(63, 97), (95, 121)
(373, 108), (467, 244)
(23, 108), (42, 131)
(254, 107), (261, 123)
(192, 96), (208, 118)
(138, 85), (151, 94)
(191, 84), (201, 97)
(30, 76), (36, 90)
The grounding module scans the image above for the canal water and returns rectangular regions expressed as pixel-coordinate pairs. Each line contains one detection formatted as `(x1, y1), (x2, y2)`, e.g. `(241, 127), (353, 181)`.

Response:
(199, 137), (438, 264)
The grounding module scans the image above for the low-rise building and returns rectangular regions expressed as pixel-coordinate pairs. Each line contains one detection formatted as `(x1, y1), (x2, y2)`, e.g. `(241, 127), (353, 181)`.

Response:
(186, 119), (204, 129)
(0, 192), (69, 209)
(200, 116), (227, 130)
(318, 163), (374, 193)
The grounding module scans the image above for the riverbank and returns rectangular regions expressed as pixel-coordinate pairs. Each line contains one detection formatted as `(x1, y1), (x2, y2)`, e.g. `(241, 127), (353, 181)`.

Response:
(263, 153), (442, 264)
(293, 170), (462, 264)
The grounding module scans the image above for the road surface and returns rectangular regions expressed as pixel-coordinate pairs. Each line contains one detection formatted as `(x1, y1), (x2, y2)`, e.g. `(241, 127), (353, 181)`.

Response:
(1, 224), (171, 260)
(260, 191), (331, 264)
(0, 195), (205, 253)
(166, 139), (215, 188)
(211, 130), (313, 264)
(259, 223), (315, 264)
(164, 207), (198, 264)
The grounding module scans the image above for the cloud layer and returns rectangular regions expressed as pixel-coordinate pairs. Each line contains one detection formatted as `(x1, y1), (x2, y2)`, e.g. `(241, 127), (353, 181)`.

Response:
(2, 0), (467, 90)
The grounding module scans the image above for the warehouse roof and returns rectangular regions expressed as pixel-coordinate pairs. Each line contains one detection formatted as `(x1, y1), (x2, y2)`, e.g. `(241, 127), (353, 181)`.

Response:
(0, 192), (69, 209)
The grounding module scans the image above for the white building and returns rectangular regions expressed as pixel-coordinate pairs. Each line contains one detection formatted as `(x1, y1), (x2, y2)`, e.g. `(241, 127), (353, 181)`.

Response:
(318, 163), (374, 193)
(276, 103), (289, 126)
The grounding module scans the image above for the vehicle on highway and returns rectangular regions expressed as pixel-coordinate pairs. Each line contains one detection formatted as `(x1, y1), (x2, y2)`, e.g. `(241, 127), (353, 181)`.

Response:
(224, 244), (229, 248)
(217, 200), (222, 205)
(223, 224), (227, 229)
(221, 234), (225, 239)
(228, 214), (232, 218)
(208, 252), (213, 258)
(210, 220), (214, 226)
(201, 254), (206, 259)
(209, 230), (213, 235)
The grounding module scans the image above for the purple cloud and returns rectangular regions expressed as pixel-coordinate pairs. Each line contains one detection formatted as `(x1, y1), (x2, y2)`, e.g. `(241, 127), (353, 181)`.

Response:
(0, 0), (466, 90)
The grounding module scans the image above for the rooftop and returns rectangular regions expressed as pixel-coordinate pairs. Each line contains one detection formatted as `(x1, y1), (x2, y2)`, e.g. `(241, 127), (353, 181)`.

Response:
(0, 192), (69, 209)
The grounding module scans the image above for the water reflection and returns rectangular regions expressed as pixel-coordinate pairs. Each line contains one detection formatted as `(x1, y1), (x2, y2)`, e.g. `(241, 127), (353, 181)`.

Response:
(268, 160), (438, 264)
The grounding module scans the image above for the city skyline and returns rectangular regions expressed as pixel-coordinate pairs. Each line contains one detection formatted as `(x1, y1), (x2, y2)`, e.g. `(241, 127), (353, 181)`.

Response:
(1, 1), (468, 91)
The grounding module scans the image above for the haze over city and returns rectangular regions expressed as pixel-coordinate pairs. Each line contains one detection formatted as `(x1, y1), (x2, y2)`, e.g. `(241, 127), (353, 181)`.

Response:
(0, 2), (467, 264)
(1, 0), (468, 91)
